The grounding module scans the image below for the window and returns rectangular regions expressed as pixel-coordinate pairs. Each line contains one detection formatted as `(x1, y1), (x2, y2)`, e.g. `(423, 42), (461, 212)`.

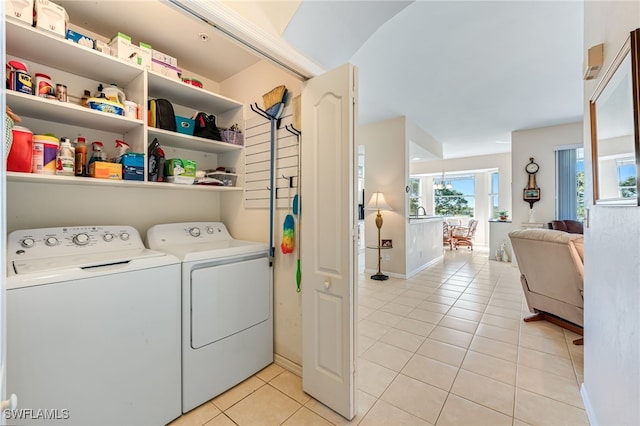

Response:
(409, 177), (422, 214)
(617, 158), (637, 198)
(434, 175), (475, 217)
(555, 147), (584, 220)
(489, 172), (499, 218)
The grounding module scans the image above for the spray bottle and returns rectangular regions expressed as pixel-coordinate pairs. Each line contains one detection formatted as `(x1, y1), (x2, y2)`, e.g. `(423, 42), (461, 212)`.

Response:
(88, 141), (105, 170)
(114, 140), (130, 163)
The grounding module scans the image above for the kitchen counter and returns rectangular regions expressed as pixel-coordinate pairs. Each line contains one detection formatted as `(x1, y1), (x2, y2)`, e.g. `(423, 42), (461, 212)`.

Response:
(408, 215), (444, 223)
(407, 216), (443, 277)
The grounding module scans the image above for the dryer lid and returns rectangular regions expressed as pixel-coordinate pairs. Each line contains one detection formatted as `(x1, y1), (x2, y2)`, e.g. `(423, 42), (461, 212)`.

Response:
(160, 239), (268, 262)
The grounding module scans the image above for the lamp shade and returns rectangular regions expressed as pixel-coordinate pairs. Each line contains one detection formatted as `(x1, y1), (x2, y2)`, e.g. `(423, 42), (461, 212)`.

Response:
(366, 192), (392, 211)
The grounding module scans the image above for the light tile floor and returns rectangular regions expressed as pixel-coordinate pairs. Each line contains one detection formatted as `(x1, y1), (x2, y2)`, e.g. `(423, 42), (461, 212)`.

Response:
(169, 248), (587, 426)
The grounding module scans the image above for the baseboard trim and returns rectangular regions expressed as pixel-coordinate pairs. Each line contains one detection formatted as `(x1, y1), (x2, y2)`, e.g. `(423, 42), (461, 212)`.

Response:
(581, 383), (598, 425)
(407, 255), (444, 278)
(274, 353), (302, 377)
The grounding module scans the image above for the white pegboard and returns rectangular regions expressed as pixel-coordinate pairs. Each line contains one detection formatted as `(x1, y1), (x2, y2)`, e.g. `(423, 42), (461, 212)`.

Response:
(244, 105), (300, 209)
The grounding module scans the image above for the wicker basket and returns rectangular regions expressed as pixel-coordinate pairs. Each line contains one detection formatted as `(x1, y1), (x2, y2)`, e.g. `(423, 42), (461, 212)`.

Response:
(221, 129), (244, 146)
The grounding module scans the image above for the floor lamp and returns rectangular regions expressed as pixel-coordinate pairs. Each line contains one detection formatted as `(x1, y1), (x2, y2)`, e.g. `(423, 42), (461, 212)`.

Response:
(367, 192), (391, 281)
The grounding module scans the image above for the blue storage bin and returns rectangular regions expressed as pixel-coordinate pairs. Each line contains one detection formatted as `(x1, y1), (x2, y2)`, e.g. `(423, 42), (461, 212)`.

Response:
(122, 153), (145, 181)
(176, 116), (194, 135)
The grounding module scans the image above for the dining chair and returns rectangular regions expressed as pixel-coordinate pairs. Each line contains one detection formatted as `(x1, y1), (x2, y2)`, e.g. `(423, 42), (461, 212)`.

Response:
(453, 219), (478, 250)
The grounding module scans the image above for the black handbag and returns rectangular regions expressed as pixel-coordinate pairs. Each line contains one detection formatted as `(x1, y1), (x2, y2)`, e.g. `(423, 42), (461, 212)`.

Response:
(193, 112), (222, 141)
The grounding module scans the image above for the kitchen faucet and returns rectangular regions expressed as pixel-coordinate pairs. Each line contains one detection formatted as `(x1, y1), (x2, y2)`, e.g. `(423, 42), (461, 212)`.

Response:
(416, 206), (427, 216)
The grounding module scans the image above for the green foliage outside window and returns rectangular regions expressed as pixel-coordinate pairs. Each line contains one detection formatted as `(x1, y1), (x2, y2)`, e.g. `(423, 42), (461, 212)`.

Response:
(409, 178), (421, 214)
(620, 176), (637, 198)
(435, 188), (473, 217)
(577, 171), (585, 221)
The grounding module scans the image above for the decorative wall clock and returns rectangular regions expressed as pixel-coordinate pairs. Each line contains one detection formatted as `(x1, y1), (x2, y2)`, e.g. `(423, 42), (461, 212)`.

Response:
(523, 157), (541, 208)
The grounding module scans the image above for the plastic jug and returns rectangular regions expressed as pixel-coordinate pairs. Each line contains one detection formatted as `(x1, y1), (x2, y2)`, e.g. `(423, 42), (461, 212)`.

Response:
(100, 84), (126, 105)
(7, 126), (33, 172)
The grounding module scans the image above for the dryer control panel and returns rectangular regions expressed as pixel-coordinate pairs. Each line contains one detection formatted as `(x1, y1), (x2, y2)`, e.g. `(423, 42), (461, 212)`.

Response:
(146, 222), (232, 247)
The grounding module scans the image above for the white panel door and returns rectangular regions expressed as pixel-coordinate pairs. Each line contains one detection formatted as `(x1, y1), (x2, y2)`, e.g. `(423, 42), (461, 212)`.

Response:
(301, 63), (357, 420)
(1, 9), (15, 422)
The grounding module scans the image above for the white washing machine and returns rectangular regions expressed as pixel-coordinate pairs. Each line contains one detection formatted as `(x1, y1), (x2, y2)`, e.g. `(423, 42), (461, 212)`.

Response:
(6, 226), (182, 426)
(146, 222), (272, 413)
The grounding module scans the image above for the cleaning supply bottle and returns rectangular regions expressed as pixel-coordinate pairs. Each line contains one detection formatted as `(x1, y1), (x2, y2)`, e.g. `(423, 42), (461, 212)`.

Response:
(74, 136), (87, 176)
(88, 141), (104, 168)
(114, 139), (130, 163)
(101, 84), (126, 105)
(56, 137), (75, 176)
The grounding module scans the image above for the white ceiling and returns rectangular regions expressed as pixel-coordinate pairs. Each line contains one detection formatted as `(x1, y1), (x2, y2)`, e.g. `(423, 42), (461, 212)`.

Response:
(55, 0), (585, 160)
(283, 0), (585, 159)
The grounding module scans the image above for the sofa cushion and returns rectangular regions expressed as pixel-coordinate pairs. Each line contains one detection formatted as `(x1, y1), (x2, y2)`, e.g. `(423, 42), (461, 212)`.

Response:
(550, 220), (584, 234)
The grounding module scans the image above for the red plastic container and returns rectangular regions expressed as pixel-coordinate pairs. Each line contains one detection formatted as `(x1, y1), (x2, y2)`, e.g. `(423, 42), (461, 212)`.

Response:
(7, 126), (34, 172)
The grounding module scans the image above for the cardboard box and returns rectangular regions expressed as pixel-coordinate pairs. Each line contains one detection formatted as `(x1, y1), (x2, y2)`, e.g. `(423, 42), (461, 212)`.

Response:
(175, 116), (194, 136)
(90, 161), (122, 180)
(138, 42), (152, 71)
(109, 33), (151, 69)
(165, 158), (196, 185)
(94, 39), (111, 56)
(5, 0), (33, 25)
(152, 49), (178, 68)
(151, 59), (182, 80)
(34, 0), (68, 38)
(66, 29), (94, 49)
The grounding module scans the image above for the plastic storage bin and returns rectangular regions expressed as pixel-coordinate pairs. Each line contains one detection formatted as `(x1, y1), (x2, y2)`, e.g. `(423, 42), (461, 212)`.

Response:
(221, 130), (243, 146)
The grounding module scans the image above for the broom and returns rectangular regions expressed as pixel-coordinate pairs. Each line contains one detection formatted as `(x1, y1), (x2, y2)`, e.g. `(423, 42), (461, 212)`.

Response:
(263, 85), (287, 111)
(264, 86), (288, 122)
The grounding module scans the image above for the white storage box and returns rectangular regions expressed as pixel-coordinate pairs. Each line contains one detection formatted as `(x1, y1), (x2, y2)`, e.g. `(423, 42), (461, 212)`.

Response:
(152, 59), (182, 80)
(109, 33), (151, 70)
(33, 0), (68, 37)
(152, 49), (178, 68)
(6, 0), (33, 25)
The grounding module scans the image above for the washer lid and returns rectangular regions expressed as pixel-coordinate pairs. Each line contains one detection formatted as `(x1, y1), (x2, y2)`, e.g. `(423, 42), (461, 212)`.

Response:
(11, 248), (166, 275)
(158, 239), (268, 262)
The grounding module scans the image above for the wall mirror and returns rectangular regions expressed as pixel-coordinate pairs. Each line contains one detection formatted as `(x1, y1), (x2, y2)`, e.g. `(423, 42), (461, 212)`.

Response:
(590, 29), (640, 205)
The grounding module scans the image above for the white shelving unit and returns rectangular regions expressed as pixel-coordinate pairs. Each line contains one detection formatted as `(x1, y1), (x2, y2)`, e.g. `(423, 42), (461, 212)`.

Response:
(5, 172), (243, 192)
(6, 19), (244, 192)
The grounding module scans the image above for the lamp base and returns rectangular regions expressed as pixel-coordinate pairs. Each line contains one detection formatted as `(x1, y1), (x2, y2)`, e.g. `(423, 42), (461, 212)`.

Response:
(371, 273), (389, 281)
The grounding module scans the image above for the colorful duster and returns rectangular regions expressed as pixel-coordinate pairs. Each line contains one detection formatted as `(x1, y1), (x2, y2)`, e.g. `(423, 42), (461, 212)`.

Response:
(281, 214), (295, 254)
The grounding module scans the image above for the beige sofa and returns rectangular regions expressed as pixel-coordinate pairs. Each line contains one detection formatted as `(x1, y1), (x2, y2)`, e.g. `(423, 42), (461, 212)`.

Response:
(509, 229), (584, 343)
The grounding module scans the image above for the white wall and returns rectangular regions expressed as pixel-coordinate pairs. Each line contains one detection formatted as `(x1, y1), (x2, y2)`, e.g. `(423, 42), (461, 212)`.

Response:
(582, 2), (640, 425)
(410, 152), (512, 248)
(360, 116), (408, 277)
(511, 122), (583, 228)
(220, 60), (304, 368)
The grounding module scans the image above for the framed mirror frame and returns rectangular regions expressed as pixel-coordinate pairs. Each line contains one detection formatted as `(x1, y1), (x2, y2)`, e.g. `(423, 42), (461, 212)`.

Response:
(589, 28), (640, 206)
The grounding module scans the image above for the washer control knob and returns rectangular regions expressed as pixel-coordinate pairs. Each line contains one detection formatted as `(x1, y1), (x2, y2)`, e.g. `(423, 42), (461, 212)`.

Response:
(206, 226), (214, 234)
(103, 233), (114, 242)
(21, 238), (35, 248)
(73, 233), (90, 246)
(120, 232), (130, 241)
(189, 227), (201, 237)
(45, 237), (58, 246)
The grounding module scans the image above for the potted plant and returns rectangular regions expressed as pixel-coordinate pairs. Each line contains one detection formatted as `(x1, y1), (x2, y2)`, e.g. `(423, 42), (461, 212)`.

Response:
(497, 210), (508, 221)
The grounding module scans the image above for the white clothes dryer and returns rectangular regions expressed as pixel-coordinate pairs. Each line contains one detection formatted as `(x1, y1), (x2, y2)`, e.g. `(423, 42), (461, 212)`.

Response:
(6, 226), (182, 426)
(146, 222), (273, 413)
